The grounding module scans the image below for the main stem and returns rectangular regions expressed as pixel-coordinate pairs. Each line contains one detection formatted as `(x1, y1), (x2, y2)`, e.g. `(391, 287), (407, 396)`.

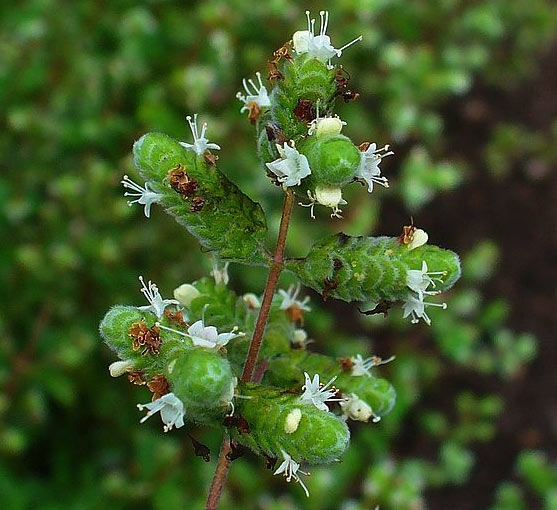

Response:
(205, 189), (295, 510)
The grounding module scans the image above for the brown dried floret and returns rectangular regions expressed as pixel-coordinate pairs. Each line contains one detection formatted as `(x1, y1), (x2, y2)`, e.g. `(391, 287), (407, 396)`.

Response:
(129, 319), (162, 356)
(293, 98), (316, 123)
(168, 164), (198, 197)
(163, 308), (188, 327)
(147, 374), (171, 401)
(203, 151), (219, 166)
(190, 196), (205, 212)
(397, 217), (416, 245)
(127, 370), (146, 386)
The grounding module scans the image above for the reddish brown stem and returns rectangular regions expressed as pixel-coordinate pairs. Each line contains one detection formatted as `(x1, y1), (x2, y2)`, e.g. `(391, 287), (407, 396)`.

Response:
(205, 189), (295, 510)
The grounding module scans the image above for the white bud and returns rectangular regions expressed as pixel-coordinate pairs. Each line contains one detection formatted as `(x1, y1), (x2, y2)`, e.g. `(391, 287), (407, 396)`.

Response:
(108, 360), (134, 377)
(173, 283), (200, 307)
(340, 394), (373, 422)
(292, 329), (308, 347)
(407, 229), (428, 250)
(242, 293), (261, 309)
(311, 117), (346, 137)
(284, 408), (302, 434)
(314, 186), (344, 209)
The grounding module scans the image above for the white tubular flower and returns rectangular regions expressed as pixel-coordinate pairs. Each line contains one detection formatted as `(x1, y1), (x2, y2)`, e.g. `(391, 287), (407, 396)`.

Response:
(300, 187), (347, 219)
(236, 72), (271, 112)
(340, 393), (377, 422)
(402, 292), (447, 326)
(292, 10), (362, 62)
(108, 360), (134, 377)
(121, 175), (162, 218)
(407, 228), (429, 250)
(179, 114), (221, 156)
(351, 354), (396, 377)
(266, 141), (311, 187)
(274, 449), (311, 498)
(356, 143), (393, 193)
(406, 261), (447, 298)
(137, 276), (180, 319)
(158, 319), (243, 350)
(173, 283), (201, 307)
(137, 392), (185, 432)
(279, 283), (311, 312)
(300, 372), (344, 411)
(210, 260), (230, 286)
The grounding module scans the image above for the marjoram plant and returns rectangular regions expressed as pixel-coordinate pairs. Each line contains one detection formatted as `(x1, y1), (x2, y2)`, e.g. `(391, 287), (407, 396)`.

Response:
(99, 11), (461, 509)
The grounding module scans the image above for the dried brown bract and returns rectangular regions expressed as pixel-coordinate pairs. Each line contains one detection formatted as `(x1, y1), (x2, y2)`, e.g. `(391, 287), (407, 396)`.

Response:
(164, 308), (188, 327)
(267, 60), (284, 81)
(398, 217), (416, 245)
(129, 319), (162, 356)
(127, 370), (146, 386)
(204, 151), (219, 166)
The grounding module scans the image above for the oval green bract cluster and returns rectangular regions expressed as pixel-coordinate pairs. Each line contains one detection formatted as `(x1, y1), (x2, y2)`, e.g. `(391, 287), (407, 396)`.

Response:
(133, 133), (268, 263)
(234, 383), (350, 464)
(287, 233), (461, 303)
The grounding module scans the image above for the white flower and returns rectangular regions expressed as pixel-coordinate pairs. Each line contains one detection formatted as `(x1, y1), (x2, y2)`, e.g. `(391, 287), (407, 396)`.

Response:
(274, 449), (311, 497)
(236, 72), (271, 112)
(121, 175), (162, 218)
(137, 392), (185, 432)
(292, 328), (310, 348)
(266, 141), (311, 187)
(292, 10), (362, 62)
(137, 276), (180, 319)
(402, 292), (447, 326)
(210, 260), (230, 286)
(300, 187), (347, 219)
(179, 114), (221, 156)
(407, 228), (428, 250)
(173, 283), (201, 307)
(108, 360), (134, 377)
(340, 393), (376, 422)
(300, 372), (344, 411)
(158, 319), (243, 349)
(351, 354), (396, 377)
(355, 143), (393, 193)
(279, 283), (311, 312)
(406, 261), (447, 298)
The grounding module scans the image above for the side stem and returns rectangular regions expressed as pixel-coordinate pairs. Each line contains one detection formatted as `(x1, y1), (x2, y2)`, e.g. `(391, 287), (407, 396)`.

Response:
(205, 189), (295, 510)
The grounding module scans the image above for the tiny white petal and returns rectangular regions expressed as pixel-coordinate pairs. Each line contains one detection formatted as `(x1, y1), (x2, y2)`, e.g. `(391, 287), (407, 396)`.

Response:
(137, 392), (185, 432)
(109, 360), (134, 377)
(266, 141), (311, 187)
(407, 229), (428, 250)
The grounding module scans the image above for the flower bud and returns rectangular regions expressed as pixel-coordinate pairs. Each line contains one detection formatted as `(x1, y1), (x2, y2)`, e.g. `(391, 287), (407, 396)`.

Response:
(173, 283), (201, 307)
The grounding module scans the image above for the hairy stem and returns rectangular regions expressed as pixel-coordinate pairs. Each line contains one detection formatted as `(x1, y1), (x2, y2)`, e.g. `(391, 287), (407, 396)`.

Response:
(205, 189), (295, 510)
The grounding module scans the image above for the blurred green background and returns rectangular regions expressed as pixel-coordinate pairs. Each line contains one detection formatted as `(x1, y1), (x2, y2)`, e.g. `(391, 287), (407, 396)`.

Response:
(1, 1), (556, 509)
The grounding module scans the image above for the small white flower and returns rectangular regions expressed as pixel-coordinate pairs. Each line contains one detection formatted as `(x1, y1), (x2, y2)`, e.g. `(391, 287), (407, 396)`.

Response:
(173, 283), (201, 307)
(407, 228), (428, 250)
(137, 392), (185, 432)
(121, 175), (162, 218)
(284, 408), (302, 434)
(179, 114), (221, 156)
(406, 261), (447, 298)
(266, 141), (312, 187)
(300, 187), (347, 219)
(300, 372), (344, 412)
(279, 283), (311, 312)
(242, 293), (261, 309)
(236, 72), (271, 112)
(351, 354), (396, 377)
(292, 10), (362, 63)
(340, 393), (378, 422)
(210, 260), (230, 286)
(355, 143), (393, 193)
(402, 292), (447, 326)
(158, 319), (243, 349)
(137, 276), (180, 319)
(108, 359), (134, 377)
(292, 328), (310, 348)
(274, 449), (311, 497)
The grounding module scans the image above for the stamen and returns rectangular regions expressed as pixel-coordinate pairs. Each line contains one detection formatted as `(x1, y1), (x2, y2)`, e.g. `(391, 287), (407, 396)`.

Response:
(337, 35), (363, 54)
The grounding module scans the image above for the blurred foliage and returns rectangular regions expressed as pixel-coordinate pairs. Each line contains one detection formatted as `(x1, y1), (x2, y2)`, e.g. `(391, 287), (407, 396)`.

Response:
(1, 0), (555, 509)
